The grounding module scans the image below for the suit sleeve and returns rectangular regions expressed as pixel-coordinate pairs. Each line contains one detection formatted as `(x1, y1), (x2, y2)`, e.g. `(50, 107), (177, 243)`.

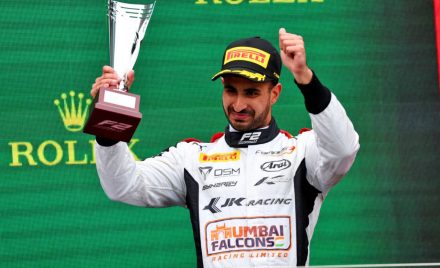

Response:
(296, 73), (360, 193)
(95, 141), (190, 207)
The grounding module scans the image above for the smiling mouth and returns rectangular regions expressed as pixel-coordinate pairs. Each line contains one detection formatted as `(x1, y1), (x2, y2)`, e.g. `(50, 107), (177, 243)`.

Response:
(229, 110), (252, 122)
(228, 106), (253, 117)
(230, 111), (251, 121)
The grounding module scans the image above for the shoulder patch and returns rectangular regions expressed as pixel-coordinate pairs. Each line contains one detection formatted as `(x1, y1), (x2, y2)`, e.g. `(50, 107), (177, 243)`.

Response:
(210, 132), (224, 143)
(182, 138), (201, 143)
(298, 128), (312, 134)
(279, 129), (293, 138)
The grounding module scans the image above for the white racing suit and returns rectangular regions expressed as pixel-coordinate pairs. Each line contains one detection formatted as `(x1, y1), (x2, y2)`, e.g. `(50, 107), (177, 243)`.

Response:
(95, 74), (360, 267)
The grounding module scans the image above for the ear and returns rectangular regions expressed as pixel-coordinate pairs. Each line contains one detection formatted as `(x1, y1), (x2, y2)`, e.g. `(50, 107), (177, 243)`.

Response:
(270, 83), (282, 106)
(221, 77), (225, 85)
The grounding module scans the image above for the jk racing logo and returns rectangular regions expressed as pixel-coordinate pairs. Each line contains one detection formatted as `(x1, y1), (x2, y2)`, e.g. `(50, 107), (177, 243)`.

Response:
(8, 90), (141, 167)
(204, 197), (292, 213)
(205, 216), (291, 256)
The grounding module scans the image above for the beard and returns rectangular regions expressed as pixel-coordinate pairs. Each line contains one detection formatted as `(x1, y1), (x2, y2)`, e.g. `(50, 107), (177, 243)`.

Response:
(224, 104), (271, 132)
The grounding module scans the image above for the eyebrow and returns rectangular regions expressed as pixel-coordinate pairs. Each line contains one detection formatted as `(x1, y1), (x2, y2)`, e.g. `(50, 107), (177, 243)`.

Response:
(224, 84), (236, 91)
(244, 87), (260, 94)
(224, 84), (261, 93)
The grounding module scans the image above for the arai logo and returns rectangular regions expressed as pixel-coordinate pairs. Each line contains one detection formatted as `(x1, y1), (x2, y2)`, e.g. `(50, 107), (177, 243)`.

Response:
(260, 159), (291, 172)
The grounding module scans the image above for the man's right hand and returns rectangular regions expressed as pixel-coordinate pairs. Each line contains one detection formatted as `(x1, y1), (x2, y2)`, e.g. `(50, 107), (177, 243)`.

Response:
(90, 66), (135, 98)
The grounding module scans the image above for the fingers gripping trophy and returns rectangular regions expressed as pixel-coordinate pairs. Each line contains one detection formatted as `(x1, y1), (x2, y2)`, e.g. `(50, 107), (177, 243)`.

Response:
(84, 0), (155, 142)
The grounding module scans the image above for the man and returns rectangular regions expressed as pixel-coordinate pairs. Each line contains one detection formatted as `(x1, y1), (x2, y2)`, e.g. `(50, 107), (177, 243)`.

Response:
(90, 28), (359, 267)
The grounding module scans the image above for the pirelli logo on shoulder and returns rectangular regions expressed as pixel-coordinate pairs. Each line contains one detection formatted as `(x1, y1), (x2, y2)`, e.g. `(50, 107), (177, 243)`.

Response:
(200, 151), (240, 162)
(224, 47), (270, 69)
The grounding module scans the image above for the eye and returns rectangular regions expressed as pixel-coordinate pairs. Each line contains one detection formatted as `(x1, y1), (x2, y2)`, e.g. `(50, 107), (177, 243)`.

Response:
(244, 88), (259, 96)
(224, 86), (237, 94)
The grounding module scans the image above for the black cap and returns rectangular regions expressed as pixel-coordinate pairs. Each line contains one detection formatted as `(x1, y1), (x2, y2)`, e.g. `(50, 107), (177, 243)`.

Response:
(211, 37), (281, 83)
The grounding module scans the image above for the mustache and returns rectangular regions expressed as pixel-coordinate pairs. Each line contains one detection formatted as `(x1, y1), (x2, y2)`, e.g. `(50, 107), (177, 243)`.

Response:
(228, 106), (255, 116)
(227, 106), (254, 116)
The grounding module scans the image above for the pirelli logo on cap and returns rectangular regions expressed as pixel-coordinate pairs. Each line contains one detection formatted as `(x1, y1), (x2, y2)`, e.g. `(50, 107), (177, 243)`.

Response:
(224, 47), (270, 69)
(199, 151), (240, 163)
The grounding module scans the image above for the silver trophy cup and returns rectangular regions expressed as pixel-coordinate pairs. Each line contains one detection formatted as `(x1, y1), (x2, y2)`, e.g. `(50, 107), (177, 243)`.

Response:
(84, 0), (155, 142)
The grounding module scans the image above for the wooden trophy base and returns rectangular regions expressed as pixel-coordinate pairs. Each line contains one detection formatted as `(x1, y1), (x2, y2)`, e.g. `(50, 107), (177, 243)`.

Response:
(83, 88), (142, 142)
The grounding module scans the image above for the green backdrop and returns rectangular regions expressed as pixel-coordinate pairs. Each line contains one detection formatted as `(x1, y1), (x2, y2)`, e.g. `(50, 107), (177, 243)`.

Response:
(1, 0), (439, 267)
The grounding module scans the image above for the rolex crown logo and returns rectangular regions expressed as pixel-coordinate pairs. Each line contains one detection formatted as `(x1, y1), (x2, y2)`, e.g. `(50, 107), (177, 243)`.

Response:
(54, 91), (92, 132)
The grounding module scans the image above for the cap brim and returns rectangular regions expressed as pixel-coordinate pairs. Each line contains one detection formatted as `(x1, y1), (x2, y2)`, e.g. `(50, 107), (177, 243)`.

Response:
(211, 68), (270, 82)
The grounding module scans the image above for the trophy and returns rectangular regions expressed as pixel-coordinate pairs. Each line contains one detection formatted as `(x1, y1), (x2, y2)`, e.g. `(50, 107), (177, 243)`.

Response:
(84, 0), (155, 142)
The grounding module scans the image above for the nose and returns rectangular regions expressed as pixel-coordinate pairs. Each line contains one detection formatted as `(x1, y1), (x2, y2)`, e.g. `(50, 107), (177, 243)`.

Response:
(232, 95), (247, 112)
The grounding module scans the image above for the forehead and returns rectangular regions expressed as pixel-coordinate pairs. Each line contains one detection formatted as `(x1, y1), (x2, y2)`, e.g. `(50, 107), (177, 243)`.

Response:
(222, 75), (272, 90)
